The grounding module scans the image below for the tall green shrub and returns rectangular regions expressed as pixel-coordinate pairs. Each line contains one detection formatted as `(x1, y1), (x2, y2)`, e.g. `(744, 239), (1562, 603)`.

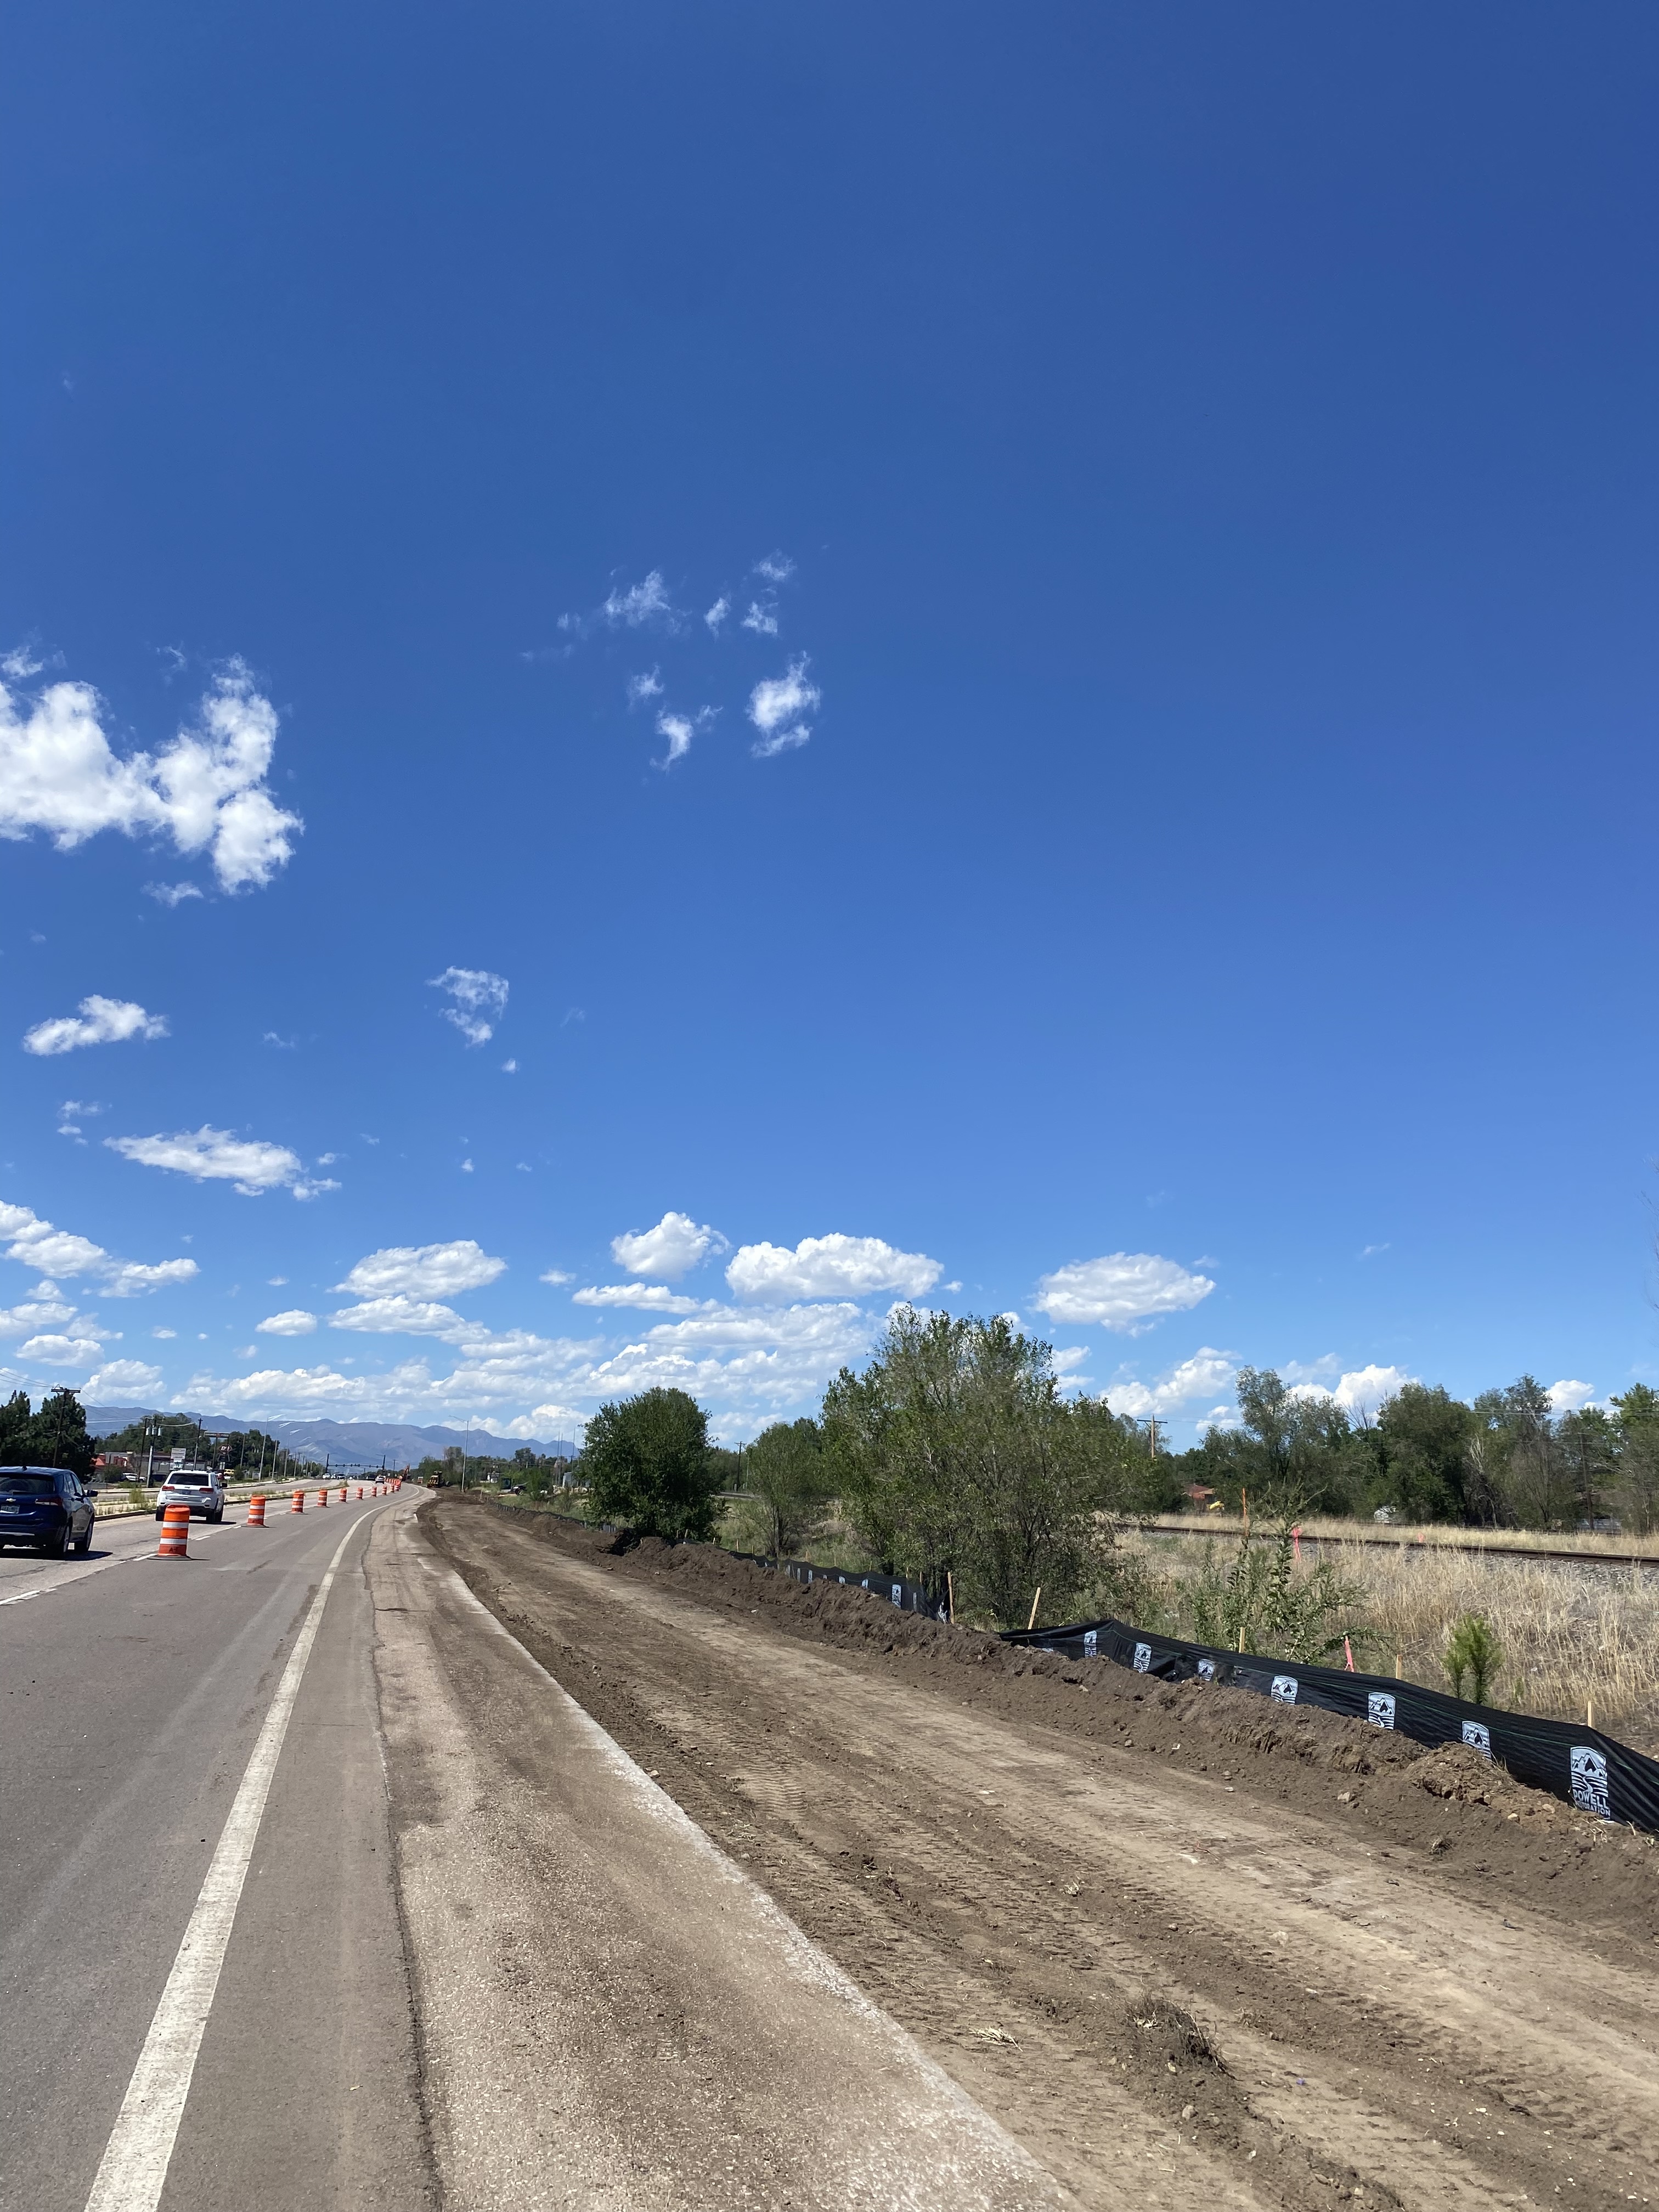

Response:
(582, 1386), (717, 1541)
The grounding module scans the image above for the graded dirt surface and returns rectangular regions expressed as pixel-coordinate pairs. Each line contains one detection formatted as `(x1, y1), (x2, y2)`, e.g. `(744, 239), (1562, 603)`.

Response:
(421, 1497), (1659, 2212)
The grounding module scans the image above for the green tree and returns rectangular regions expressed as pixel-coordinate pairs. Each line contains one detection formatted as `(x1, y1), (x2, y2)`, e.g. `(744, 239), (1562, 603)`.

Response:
(1611, 1385), (1659, 1535)
(743, 1417), (835, 1556)
(823, 1307), (1142, 1627)
(1370, 1385), (1476, 1522)
(24, 1387), (94, 1478)
(1192, 1369), (1369, 1516)
(1182, 1495), (1366, 1663)
(0, 1390), (31, 1461)
(582, 1387), (718, 1541)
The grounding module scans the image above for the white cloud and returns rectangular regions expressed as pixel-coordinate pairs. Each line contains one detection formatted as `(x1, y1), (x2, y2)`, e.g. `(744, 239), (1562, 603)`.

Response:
(611, 1211), (728, 1280)
(85, 1357), (165, 1397)
(748, 658), (820, 758)
(1103, 1348), (1239, 1421)
(0, 1198), (197, 1295)
(626, 668), (664, 704)
(144, 881), (203, 907)
(334, 1239), (506, 1299)
(0, 663), (301, 890)
(2, 644), (45, 679)
(741, 599), (779, 636)
(257, 1308), (318, 1335)
(753, 552), (794, 583)
(573, 1283), (708, 1314)
(0, 1293), (79, 1337)
(539, 1267), (572, 1284)
(330, 1295), (471, 1335)
(502, 1059), (517, 1074)
(704, 596), (731, 634)
(1548, 1377), (1598, 1415)
(726, 1232), (941, 1302)
(23, 996), (168, 1057)
(1287, 1361), (1418, 1421)
(603, 571), (676, 628)
(1033, 1252), (1215, 1335)
(106, 1125), (336, 1200)
(153, 1327), (176, 1339)
(429, 966), (509, 1047)
(20, 1332), (105, 1367)
(656, 712), (695, 769)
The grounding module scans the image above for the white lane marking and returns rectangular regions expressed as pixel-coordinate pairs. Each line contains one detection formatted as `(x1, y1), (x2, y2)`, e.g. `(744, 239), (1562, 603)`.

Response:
(81, 1516), (367, 2212)
(0, 1587), (42, 1606)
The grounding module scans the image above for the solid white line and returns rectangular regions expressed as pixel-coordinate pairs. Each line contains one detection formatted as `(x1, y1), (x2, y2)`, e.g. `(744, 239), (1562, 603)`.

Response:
(81, 1517), (366, 2212)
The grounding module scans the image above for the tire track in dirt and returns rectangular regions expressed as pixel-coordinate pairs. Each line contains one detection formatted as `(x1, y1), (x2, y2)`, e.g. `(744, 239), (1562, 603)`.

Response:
(429, 1501), (1659, 2212)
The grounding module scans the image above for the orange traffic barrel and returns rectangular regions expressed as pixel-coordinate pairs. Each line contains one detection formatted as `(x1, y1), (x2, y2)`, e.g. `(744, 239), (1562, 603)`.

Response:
(317, 1486), (329, 1506)
(247, 1493), (267, 1526)
(337, 1485), (347, 1504)
(157, 1503), (190, 1559)
(290, 1487), (304, 1513)
(355, 1484), (363, 1501)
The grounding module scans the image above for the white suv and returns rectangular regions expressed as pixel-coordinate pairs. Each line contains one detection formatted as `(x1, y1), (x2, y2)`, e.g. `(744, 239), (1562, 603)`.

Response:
(154, 1466), (226, 1522)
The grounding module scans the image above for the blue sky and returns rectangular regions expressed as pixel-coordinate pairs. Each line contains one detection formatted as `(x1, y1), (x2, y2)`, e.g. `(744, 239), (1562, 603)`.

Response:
(3, 3), (1658, 1444)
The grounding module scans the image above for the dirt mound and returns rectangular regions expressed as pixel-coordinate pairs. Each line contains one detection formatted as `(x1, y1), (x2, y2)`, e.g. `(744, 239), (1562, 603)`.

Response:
(464, 1499), (1659, 1929)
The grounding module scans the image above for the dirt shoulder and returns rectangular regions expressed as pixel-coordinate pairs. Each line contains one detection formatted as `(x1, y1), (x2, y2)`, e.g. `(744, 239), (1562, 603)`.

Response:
(430, 1498), (1659, 2212)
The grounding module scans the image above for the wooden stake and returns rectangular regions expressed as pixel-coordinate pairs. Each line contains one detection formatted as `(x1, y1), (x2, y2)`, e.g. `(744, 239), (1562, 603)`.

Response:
(1588, 1698), (1595, 1729)
(1027, 1585), (1042, 1632)
(1237, 1624), (1246, 1652)
(1395, 1651), (1403, 1680)
(947, 1570), (955, 1625)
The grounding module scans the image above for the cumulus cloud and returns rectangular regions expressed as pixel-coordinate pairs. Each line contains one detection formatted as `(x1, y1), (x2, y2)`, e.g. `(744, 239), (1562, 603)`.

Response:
(626, 668), (664, 705)
(20, 1332), (106, 1367)
(84, 1357), (163, 1397)
(1103, 1348), (1239, 1421)
(741, 599), (779, 636)
(726, 1232), (941, 1303)
(1286, 1361), (1418, 1421)
(1033, 1252), (1215, 1335)
(333, 1239), (506, 1299)
(0, 1292), (79, 1338)
(0, 1198), (196, 1295)
(429, 966), (509, 1046)
(704, 596), (731, 634)
(256, 1308), (318, 1335)
(611, 1211), (728, 1281)
(330, 1295), (471, 1335)
(23, 996), (168, 1057)
(106, 1125), (336, 1199)
(144, 882), (202, 907)
(748, 658), (820, 758)
(0, 663), (301, 890)
(573, 1283), (708, 1314)
(753, 552), (794, 583)
(1548, 1378), (1598, 1415)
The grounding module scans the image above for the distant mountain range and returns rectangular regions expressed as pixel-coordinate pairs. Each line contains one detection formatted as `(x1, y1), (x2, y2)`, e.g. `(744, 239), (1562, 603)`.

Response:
(84, 1407), (581, 1468)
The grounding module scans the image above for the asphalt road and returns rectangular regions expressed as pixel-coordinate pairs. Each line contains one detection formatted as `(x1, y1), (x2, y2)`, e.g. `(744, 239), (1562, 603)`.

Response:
(0, 1492), (435, 2212)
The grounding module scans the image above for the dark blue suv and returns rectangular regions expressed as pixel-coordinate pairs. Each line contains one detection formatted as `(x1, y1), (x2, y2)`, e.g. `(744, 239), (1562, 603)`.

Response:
(0, 1466), (97, 1557)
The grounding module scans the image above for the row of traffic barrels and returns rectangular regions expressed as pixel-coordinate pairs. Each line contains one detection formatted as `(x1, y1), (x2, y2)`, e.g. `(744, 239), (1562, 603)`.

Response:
(158, 1477), (404, 1556)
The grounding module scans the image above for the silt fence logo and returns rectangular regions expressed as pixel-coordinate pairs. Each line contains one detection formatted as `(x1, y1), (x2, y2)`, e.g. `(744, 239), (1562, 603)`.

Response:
(1367, 1691), (1396, 1729)
(1570, 1745), (1610, 1819)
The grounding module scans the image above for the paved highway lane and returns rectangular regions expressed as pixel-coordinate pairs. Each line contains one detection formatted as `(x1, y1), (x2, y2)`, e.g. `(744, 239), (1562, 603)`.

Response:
(0, 1493), (435, 2212)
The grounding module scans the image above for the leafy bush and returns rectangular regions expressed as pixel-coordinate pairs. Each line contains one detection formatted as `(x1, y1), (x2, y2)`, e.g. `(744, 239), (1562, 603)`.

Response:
(1180, 1499), (1366, 1663)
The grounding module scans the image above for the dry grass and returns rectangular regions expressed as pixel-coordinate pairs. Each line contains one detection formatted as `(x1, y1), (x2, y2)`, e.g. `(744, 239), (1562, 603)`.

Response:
(1147, 1511), (1659, 1560)
(1132, 1528), (1659, 1753)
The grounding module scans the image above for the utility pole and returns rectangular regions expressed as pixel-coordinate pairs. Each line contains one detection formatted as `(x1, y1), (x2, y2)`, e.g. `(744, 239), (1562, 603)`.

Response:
(1147, 1416), (1159, 1457)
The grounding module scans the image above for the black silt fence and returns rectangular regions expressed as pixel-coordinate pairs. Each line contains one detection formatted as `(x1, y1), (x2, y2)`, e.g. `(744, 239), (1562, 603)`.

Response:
(998, 1615), (1659, 1836)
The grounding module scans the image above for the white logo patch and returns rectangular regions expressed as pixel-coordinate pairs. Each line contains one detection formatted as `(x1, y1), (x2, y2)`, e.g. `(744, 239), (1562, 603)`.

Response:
(1570, 1745), (1610, 1819)
(1462, 1720), (1492, 1758)
(1133, 1641), (1152, 1674)
(1367, 1691), (1396, 1730)
(1197, 1658), (1216, 1681)
(1271, 1674), (1299, 1705)
(890, 1583), (903, 1606)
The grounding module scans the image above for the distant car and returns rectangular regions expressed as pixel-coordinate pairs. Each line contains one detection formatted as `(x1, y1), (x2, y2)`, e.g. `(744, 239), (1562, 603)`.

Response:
(0, 1465), (97, 1557)
(154, 1467), (225, 1522)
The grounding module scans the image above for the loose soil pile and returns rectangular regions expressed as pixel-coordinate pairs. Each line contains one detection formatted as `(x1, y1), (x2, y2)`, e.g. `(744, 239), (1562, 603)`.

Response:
(428, 1497), (1659, 2211)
